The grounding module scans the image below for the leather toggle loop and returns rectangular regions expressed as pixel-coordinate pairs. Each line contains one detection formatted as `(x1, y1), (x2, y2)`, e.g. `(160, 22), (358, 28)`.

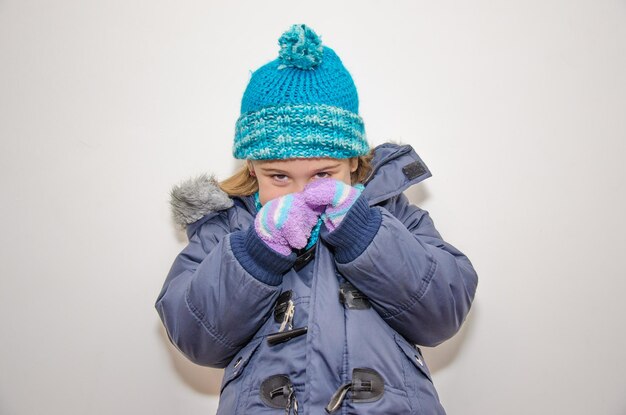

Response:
(339, 282), (371, 309)
(325, 382), (352, 413)
(324, 368), (384, 413)
(293, 245), (316, 271)
(274, 290), (293, 323)
(260, 374), (299, 414)
(350, 368), (384, 403)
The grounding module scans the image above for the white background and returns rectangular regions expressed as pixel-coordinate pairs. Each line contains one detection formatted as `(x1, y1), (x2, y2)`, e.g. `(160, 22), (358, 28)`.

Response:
(1, 1), (625, 414)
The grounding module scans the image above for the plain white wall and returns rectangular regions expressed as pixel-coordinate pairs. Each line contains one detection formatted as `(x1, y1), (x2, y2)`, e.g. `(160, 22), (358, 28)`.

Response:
(1, 0), (625, 414)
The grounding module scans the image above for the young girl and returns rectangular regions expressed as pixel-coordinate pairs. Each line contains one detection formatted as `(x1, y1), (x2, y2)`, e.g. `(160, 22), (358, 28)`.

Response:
(156, 23), (478, 414)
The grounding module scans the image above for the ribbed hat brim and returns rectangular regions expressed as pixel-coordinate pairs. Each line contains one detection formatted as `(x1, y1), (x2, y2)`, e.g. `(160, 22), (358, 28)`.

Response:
(233, 103), (368, 160)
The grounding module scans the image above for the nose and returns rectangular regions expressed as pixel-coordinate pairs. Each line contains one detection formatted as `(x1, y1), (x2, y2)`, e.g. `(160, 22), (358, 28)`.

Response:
(295, 177), (323, 193)
(293, 182), (307, 193)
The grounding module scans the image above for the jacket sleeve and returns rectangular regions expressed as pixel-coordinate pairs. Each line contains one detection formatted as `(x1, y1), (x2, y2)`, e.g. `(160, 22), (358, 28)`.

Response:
(320, 193), (478, 347)
(155, 211), (296, 367)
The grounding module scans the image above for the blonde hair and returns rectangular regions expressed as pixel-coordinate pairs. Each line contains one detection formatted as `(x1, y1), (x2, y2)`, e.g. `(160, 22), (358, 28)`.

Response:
(218, 151), (375, 197)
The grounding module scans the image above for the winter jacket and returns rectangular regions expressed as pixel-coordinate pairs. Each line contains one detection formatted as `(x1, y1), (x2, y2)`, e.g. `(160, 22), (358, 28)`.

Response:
(155, 142), (479, 414)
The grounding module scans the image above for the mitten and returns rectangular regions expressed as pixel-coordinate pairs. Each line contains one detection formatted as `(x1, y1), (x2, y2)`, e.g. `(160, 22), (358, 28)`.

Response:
(302, 178), (365, 232)
(254, 192), (322, 256)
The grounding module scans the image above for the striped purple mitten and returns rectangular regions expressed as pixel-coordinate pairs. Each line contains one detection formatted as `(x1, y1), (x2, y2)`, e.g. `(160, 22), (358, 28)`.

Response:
(302, 178), (364, 233)
(254, 192), (322, 256)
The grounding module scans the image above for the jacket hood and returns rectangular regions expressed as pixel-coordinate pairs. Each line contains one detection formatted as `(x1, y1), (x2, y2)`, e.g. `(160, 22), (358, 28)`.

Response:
(169, 142), (432, 230)
(169, 173), (234, 228)
(360, 142), (432, 205)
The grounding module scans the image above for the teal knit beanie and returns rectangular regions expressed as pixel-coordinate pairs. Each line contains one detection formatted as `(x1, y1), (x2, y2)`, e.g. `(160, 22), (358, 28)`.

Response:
(233, 23), (369, 160)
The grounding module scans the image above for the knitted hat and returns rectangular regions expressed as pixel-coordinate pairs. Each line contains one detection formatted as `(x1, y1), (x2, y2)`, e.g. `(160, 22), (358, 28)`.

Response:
(233, 23), (369, 160)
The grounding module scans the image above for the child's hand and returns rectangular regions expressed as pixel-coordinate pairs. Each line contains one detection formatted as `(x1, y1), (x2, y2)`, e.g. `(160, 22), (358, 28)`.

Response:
(302, 178), (364, 232)
(254, 192), (322, 256)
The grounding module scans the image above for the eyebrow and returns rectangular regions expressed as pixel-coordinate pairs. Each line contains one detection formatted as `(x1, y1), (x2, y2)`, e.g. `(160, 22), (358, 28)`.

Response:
(259, 163), (342, 174)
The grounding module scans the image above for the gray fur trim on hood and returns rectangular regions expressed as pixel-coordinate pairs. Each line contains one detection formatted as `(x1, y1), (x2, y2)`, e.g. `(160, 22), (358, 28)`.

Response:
(169, 173), (234, 228)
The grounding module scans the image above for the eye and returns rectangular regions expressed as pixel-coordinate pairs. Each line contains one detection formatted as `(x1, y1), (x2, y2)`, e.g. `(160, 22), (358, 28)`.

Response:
(272, 174), (289, 182)
(315, 172), (330, 178)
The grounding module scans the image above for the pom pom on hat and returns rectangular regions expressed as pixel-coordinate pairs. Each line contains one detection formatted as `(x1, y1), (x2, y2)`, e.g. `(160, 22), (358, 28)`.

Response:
(277, 24), (324, 70)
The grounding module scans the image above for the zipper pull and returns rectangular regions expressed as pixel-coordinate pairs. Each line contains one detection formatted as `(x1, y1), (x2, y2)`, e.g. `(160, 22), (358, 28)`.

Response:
(278, 300), (295, 332)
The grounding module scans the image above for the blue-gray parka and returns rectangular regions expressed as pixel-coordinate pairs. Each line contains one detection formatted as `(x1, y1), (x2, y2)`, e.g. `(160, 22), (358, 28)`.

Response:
(155, 142), (478, 414)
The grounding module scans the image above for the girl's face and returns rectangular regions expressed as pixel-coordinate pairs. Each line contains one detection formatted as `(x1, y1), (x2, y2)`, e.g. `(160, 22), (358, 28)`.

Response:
(248, 157), (358, 205)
